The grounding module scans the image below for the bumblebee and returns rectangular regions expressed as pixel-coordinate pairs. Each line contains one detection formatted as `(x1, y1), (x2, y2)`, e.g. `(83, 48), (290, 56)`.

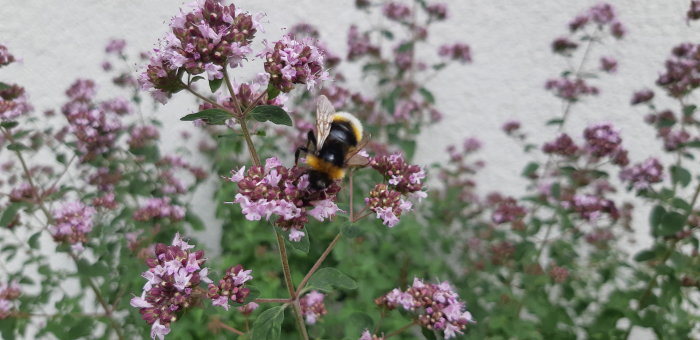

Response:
(295, 95), (369, 190)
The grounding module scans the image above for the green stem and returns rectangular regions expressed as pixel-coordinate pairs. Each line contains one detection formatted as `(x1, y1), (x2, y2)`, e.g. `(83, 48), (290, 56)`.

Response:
(296, 233), (342, 296)
(274, 231), (309, 340)
(385, 320), (417, 338)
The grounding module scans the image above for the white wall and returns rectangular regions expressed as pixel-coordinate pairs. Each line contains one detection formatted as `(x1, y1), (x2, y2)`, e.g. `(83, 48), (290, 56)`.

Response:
(1, 1), (697, 338)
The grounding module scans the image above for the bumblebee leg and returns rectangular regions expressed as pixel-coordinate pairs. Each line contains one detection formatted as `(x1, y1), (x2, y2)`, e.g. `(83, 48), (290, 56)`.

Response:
(295, 146), (309, 165)
(307, 130), (317, 148)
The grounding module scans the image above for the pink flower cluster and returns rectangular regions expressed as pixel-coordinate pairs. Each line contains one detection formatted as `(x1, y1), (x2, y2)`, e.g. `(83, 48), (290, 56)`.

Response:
(583, 122), (627, 165)
(130, 234), (212, 340)
(565, 194), (618, 221)
(207, 264), (253, 311)
(426, 3), (448, 21)
(359, 330), (384, 340)
(0, 83), (32, 122)
(382, 2), (412, 21)
(229, 157), (341, 241)
(262, 34), (329, 92)
(0, 281), (20, 319)
(49, 201), (96, 252)
(157, 155), (208, 194)
(133, 197), (186, 222)
(128, 125), (160, 148)
(438, 43), (472, 64)
(656, 43), (700, 98)
(366, 153), (426, 227)
(545, 78), (599, 102)
(375, 278), (475, 339)
(0, 44), (16, 67)
(630, 89), (654, 105)
(620, 158), (663, 190)
(568, 3), (625, 39)
(689, 1), (700, 21)
(347, 25), (380, 61)
(139, 0), (260, 103)
(105, 39), (127, 55)
(61, 79), (125, 161)
(543, 133), (579, 157)
(491, 196), (527, 224)
(300, 290), (327, 324)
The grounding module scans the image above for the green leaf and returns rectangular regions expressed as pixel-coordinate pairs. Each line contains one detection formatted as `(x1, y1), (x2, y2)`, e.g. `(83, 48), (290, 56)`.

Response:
(546, 118), (564, 126)
(0, 121), (18, 129)
(650, 205), (666, 236)
(250, 105), (292, 126)
(189, 75), (204, 84)
(683, 104), (697, 117)
(421, 328), (437, 340)
(671, 165), (691, 188)
(659, 211), (685, 236)
(419, 87), (435, 104)
(521, 162), (539, 178)
(209, 78), (224, 93)
(344, 312), (373, 336)
(251, 306), (285, 340)
(380, 30), (394, 40)
(399, 139), (416, 160)
(0, 203), (21, 227)
(634, 249), (656, 262)
(180, 109), (232, 125)
(398, 42), (414, 53)
(266, 83), (280, 101)
(306, 267), (357, 292)
(28, 232), (41, 249)
(0, 82), (11, 91)
(341, 223), (360, 238)
(7, 143), (27, 151)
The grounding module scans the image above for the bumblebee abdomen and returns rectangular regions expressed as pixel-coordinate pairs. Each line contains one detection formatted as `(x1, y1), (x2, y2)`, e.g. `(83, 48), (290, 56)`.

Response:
(306, 154), (346, 180)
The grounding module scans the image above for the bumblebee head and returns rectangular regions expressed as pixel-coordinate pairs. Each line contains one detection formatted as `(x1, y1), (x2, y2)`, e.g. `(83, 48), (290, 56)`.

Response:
(308, 170), (333, 191)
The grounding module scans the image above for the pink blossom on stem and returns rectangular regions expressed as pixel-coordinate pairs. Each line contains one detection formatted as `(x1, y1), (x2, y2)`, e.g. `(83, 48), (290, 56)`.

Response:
(207, 264), (253, 311)
(0, 84), (32, 121)
(0, 281), (21, 319)
(300, 290), (327, 325)
(438, 43), (472, 64)
(49, 201), (96, 251)
(382, 2), (411, 21)
(0, 44), (16, 67)
(620, 158), (663, 190)
(131, 233), (211, 340)
(133, 197), (185, 222)
(376, 278), (474, 339)
(262, 35), (329, 92)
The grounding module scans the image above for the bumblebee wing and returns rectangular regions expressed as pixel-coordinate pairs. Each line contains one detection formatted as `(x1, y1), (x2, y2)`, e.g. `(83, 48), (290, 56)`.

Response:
(345, 134), (371, 168)
(315, 95), (335, 150)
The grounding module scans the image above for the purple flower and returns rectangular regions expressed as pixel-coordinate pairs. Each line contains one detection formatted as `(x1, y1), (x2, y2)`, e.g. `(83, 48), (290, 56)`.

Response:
(426, 3), (448, 20)
(0, 281), (21, 319)
(0, 84), (32, 121)
(133, 197), (185, 222)
(656, 43), (700, 98)
(543, 133), (579, 157)
(620, 158), (663, 190)
(228, 158), (341, 241)
(491, 197), (526, 224)
(207, 264), (253, 311)
(347, 25), (380, 61)
(600, 56), (618, 73)
(438, 43), (472, 63)
(370, 153), (426, 195)
(545, 77), (599, 101)
(0, 44), (16, 67)
(105, 39), (127, 55)
(300, 291), (327, 325)
(383, 2), (412, 21)
(689, 1), (700, 21)
(376, 278), (474, 339)
(49, 201), (96, 251)
(131, 233), (211, 339)
(565, 194), (619, 221)
(583, 122), (623, 158)
(139, 0), (259, 102)
(262, 35), (329, 92)
(631, 89), (654, 105)
(128, 125), (160, 148)
(502, 120), (521, 134)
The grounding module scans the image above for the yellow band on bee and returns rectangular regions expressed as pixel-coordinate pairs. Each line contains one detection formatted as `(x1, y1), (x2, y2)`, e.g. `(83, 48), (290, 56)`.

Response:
(306, 154), (346, 180)
(331, 112), (363, 144)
